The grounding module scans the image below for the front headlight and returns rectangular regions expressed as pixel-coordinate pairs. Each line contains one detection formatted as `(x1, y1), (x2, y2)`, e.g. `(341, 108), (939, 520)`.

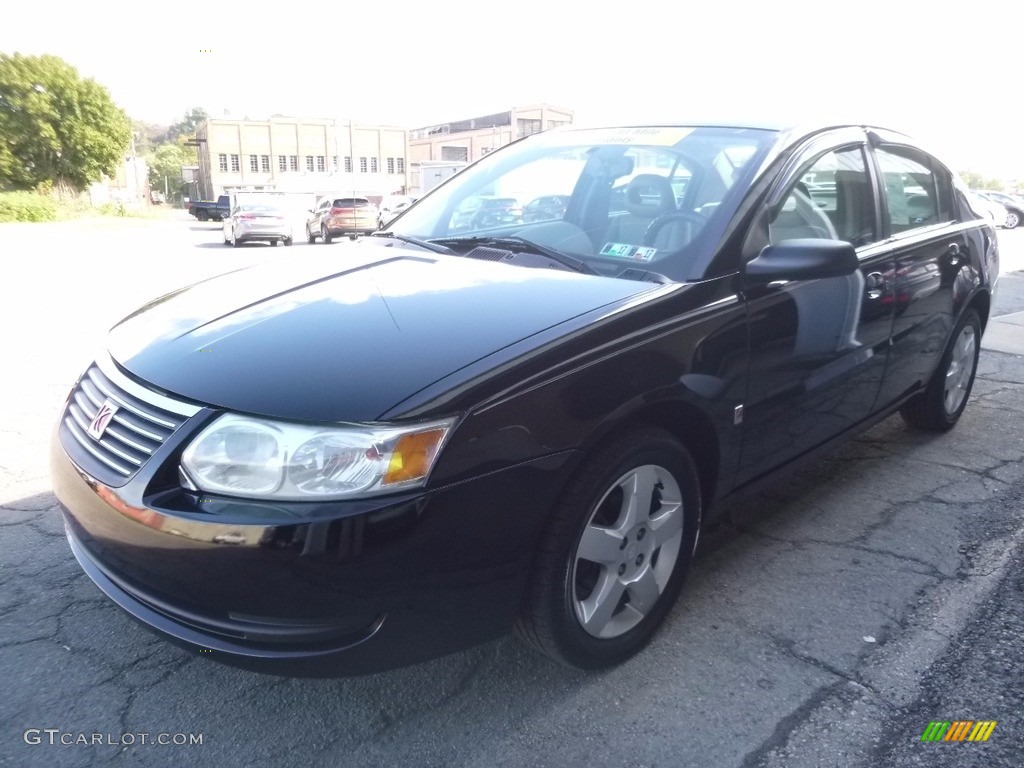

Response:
(180, 414), (455, 500)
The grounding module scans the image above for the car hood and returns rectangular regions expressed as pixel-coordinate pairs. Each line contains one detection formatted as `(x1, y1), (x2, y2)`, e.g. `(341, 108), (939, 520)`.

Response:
(107, 245), (657, 421)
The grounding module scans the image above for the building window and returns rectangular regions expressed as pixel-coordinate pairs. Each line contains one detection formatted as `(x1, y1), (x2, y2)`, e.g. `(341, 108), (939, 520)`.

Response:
(278, 155), (287, 172)
(218, 154), (228, 172)
(260, 155), (270, 172)
(359, 157), (368, 173)
(517, 118), (542, 138)
(230, 154), (240, 172)
(331, 156), (338, 172)
(441, 146), (468, 162)
(397, 158), (405, 174)
(386, 157), (395, 174)
(547, 120), (570, 129)
(344, 156), (352, 172)
(288, 155), (298, 172)
(249, 155), (259, 172)
(305, 156), (314, 172)
(316, 155), (326, 172)
(370, 157), (378, 173)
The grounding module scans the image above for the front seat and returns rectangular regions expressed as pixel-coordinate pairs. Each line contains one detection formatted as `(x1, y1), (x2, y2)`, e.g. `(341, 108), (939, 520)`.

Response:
(604, 174), (676, 246)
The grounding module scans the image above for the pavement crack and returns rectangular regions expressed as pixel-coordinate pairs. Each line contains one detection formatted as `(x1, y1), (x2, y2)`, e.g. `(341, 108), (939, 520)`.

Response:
(740, 679), (848, 768)
(734, 524), (952, 581)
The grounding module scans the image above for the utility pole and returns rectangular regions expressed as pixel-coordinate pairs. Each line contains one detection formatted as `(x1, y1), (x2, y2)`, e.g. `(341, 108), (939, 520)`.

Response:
(350, 118), (356, 197)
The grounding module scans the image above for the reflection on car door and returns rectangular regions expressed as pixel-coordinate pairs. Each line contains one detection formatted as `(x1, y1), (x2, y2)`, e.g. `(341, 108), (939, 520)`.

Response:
(869, 138), (967, 409)
(736, 137), (896, 485)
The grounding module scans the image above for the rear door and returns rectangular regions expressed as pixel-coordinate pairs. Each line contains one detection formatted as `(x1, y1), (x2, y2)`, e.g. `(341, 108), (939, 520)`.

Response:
(736, 129), (896, 484)
(867, 135), (970, 409)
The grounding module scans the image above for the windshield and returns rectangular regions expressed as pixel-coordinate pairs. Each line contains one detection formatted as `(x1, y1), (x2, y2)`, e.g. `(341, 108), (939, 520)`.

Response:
(391, 126), (777, 281)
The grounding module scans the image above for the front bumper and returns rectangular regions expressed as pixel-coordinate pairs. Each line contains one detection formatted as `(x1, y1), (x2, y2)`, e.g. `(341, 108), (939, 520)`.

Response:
(51, 412), (572, 676)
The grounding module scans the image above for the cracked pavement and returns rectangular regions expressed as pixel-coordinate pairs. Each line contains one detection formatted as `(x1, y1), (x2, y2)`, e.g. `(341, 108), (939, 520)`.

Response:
(2, 216), (1023, 767)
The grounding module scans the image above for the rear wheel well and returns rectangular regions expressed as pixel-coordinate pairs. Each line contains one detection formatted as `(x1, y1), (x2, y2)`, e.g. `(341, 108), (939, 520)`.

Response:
(969, 289), (991, 333)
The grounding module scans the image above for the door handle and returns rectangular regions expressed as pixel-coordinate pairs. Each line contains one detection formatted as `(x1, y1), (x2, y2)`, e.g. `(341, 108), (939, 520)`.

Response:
(865, 271), (884, 300)
(947, 242), (961, 266)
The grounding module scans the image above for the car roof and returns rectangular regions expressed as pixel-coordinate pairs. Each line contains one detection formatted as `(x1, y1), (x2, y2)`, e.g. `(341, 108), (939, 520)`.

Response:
(549, 120), (918, 153)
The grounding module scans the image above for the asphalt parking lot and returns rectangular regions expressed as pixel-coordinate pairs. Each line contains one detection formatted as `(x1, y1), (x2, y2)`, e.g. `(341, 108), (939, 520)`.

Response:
(2, 213), (1023, 767)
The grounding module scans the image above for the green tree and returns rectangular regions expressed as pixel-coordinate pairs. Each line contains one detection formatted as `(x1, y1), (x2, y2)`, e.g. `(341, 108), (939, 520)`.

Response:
(168, 106), (208, 142)
(146, 142), (192, 201)
(0, 53), (132, 193)
(959, 171), (1005, 191)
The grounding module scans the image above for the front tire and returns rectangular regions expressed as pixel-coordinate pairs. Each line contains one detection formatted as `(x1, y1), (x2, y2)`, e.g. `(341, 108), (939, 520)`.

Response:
(1006, 211), (1020, 229)
(306, 225), (317, 244)
(515, 427), (701, 669)
(283, 236), (293, 246)
(900, 308), (981, 431)
(322, 225), (333, 244)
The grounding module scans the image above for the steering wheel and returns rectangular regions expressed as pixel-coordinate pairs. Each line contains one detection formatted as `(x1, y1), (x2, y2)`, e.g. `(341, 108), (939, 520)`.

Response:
(643, 211), (707, 248)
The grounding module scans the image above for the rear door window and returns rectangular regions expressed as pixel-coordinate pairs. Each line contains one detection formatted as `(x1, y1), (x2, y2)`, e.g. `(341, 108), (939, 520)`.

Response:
(874, 146), (952, 234)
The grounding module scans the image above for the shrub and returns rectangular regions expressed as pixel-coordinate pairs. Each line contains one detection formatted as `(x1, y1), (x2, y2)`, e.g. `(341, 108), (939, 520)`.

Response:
(0, 191), (58, 222)
(97, 201), (128, 217)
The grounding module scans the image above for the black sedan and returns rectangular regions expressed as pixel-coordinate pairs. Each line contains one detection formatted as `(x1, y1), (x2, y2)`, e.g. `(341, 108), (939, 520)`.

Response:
(51, 122), (998, 676)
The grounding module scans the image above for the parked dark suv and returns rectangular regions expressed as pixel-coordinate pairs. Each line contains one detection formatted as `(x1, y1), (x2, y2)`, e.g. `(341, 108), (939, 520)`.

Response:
(522, 194), (571, 223)
(449, 196), (523, 231)
(51, 122), (997, 677)
(305, 196), (378, 243)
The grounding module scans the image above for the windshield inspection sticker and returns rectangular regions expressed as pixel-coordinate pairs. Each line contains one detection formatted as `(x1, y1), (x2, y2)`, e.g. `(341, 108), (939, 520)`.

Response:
(599, 243), (658, 262)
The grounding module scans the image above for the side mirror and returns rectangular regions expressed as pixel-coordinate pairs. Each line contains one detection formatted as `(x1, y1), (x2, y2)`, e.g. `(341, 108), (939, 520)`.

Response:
(745, 239), (858, 283)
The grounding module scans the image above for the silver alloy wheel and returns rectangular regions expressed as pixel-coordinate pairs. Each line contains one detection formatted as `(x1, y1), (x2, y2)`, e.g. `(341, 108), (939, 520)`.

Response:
(572, 464), (684, 639)
(944, 323), (976, 415)
(1006, 211), (1020, 229)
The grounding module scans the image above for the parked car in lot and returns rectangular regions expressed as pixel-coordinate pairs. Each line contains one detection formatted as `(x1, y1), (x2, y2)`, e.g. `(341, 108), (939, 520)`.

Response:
(305, 196), (378, 243)
(967, 191), (1008, 228)
(522, 194), (571, 223)
(378, 195), (420, 229)
(449, 195), (523, 231)
(973, 189), (1023, 229)
(187, 195), (230, 222)
(222, 203), (293, 247)
(51, 121), (997, 677)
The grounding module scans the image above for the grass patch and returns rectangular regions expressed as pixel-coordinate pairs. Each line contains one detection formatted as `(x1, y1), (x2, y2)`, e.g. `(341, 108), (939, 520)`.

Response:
(0, 191), (168, 222)
(0, 191), (58, 222)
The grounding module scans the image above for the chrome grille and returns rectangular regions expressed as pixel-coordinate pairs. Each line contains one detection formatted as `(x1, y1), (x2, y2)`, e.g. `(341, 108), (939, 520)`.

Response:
(59, 356), (201, 486)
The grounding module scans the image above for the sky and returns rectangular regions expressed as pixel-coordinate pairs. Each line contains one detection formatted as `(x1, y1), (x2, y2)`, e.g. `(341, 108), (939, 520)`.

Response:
(3, 1), (1021, 178)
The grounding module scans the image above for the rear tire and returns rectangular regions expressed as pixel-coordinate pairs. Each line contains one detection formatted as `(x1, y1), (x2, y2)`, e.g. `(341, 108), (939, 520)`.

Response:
(306, 226), (316, 244)
(514, 427), (701, 669)
(283, 237), (293, 246)
(1006, 211), (1020, 229)
(900, 308), (981, 431)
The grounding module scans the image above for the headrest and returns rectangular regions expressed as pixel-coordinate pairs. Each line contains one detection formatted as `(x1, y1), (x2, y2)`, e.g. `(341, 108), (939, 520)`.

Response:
(624, 174), (676, 218)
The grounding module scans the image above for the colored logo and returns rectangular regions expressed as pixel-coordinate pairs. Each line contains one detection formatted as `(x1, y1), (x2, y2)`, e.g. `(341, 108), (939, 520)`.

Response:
(87, 400), (119, 440)
(920, 720), (996, 742)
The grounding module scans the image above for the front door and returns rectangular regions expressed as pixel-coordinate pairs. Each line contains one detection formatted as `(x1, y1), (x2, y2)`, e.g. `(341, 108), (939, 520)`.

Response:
(736, 137), (895, 485)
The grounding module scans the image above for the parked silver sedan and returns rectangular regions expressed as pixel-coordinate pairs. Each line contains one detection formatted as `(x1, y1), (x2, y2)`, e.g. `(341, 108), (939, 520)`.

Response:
(223, 204), (294, 247)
